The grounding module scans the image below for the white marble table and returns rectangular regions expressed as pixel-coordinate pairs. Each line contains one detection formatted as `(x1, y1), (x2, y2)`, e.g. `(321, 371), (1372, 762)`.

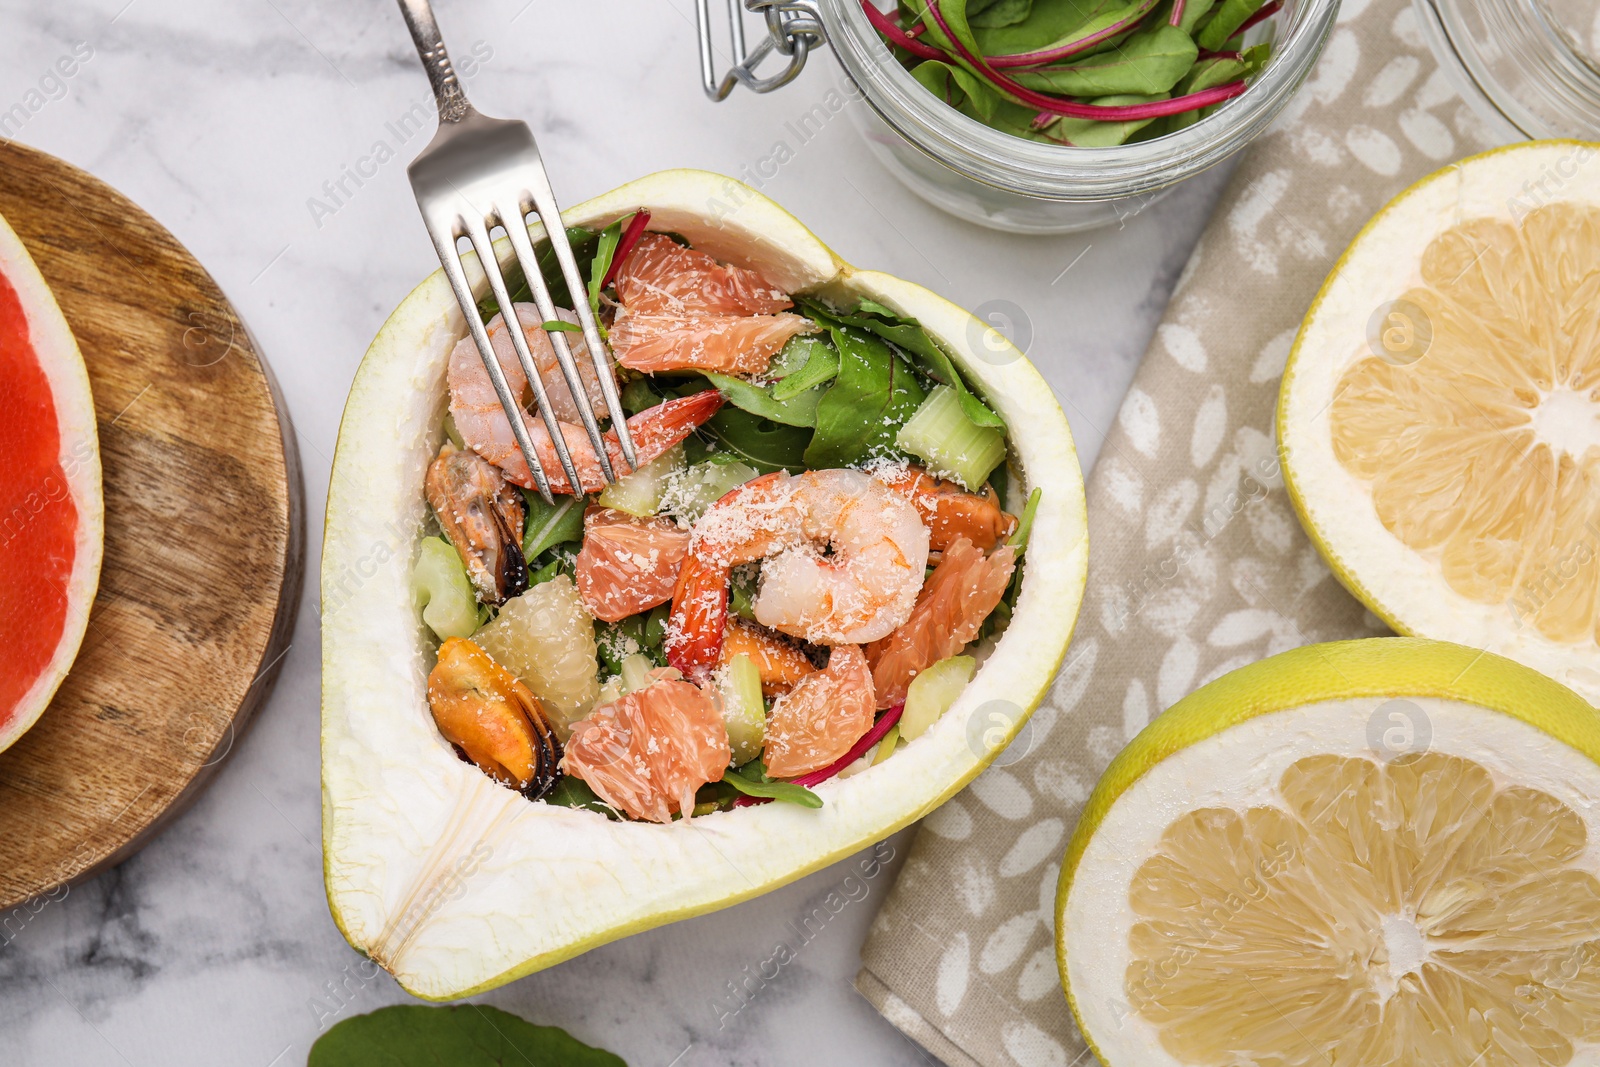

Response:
(0, 1), (1231, 1063)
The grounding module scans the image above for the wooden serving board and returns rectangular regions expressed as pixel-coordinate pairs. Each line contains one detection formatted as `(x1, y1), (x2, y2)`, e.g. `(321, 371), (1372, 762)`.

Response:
(0, 142), (303, 909)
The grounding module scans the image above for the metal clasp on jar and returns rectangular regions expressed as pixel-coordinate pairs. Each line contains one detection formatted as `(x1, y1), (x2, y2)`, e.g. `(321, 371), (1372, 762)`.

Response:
(697, 0), (826, 100)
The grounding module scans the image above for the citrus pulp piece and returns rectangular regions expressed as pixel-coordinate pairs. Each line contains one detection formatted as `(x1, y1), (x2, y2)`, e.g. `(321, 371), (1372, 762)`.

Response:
(1280, 140), (1600, 704)
(471, 575), (599, 737)
(1058, 637), (1600, 1067)
(0, 209), (101, 753)
(322, 169), (1086, 998)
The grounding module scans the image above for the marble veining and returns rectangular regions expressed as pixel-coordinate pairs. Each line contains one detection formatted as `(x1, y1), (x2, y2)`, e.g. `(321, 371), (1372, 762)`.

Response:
(0, 0), (1228, 1063)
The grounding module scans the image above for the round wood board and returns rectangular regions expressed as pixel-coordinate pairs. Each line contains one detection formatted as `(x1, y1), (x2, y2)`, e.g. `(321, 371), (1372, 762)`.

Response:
(0, 141), (303, 909)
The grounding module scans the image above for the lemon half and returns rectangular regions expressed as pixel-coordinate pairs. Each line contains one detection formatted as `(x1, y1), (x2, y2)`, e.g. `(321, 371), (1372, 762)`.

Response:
(1057, 637), (1600, 1067)
(1280, 141), (1600, 705)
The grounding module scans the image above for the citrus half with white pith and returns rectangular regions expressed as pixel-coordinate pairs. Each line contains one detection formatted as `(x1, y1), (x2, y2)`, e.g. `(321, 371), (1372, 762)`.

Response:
(321, 170), (1087, 999)
(1280, 141), (1600, 705)
(1057, 637), (1600, 1067)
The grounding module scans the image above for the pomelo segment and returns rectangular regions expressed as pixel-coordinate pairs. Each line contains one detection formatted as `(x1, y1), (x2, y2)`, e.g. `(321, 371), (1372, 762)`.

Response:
(0, 210), (101, 753)
(1057, 638), (1600, 1067)
(1279, 141), (1600, 704)
(321, 169), (1087, 998)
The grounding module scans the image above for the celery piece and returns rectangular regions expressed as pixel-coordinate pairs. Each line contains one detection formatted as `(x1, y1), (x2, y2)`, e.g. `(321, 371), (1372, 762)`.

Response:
(597, 444), (685, 517)
(901, 655), (976, 741)
(441, 412), (465, 450)
(717, 653), (766, 766)
(871, 724), (901, 766)
(412, 536), (479, 641)
(896, 385), (1007, 491)
(619, 653), (657, 695)
(665, 458), (760, 525)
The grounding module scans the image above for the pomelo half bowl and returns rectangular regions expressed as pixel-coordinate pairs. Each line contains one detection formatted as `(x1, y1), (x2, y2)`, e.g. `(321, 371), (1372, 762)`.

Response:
(321, 170), (1087, 999)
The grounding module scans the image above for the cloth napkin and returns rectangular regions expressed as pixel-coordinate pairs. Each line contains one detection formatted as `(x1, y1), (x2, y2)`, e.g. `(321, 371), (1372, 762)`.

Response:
(855, 0), (1504, 1062)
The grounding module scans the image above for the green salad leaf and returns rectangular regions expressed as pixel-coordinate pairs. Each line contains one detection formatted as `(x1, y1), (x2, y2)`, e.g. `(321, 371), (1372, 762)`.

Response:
(804, 324), (926, 469)
(800, 298), (1003, 430)
(1012, 23), (1197, 97)
(476, 226), (598, 322)
(544, 776), (622, 819)
(722, 760), (824, 808)
(700, 406), (812, 473)
(703, 370), (825, 428)
(770, 336), (841, 401)
(308, 1004), (627, 1067)
(521, 491), (587, 561)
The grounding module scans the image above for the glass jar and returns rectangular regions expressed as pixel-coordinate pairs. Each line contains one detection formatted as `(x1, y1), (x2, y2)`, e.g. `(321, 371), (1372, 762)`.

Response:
(1414, 0), (1600, 139)
(700, 0), (1341, 233)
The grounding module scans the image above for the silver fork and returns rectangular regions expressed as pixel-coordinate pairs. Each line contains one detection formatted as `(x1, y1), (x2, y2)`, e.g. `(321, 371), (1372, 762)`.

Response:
(396, 0), (636, 503)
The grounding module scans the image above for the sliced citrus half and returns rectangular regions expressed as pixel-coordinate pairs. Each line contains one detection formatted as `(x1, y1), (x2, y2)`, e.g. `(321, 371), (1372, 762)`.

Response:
(1057, 637), (1600, 1067)
(0, 209), (102, 753)
(1280, 141), (1600, 704)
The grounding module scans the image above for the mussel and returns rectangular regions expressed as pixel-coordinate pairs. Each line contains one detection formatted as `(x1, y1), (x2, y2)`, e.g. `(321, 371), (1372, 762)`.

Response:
(425, 441), (528, 605)
(426, 637), (562, 800)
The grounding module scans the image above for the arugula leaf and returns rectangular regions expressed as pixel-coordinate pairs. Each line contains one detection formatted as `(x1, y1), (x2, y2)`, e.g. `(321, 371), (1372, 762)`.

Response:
(723, 761), (824, 808)
(699, 406), (812, 473)
(703, 371), (825, 428)
(804, 324), (926, 469)
(308, 1005), (627, 1067)
(1011, 24), (1197, 96)
(541, 319), (582, 333)
(521, 491), (588, 560)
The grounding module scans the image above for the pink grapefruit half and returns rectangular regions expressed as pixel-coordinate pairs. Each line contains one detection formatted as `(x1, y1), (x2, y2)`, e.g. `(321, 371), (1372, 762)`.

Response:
(0, 210), (102, 753)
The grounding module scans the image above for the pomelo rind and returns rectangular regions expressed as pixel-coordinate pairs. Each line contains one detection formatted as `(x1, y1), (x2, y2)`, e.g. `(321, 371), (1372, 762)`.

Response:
(321, 169), (1087, 999)
(0, 210), (102, 754)
(1054, 636), (1600, 1066)
(1278, 140), (1600, 705)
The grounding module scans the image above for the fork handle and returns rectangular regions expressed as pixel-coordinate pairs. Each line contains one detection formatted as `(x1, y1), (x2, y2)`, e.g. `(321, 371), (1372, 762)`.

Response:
(397, 0), (473, 124)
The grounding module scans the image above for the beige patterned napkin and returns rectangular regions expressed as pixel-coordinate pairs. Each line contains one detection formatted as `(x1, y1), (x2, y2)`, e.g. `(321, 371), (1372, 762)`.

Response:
(855, 1), (1505, 1062)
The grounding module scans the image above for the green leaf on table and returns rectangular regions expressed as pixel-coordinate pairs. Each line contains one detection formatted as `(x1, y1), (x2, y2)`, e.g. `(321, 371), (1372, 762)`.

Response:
(702, 370), (825, 427)
(723, 761), (824, 808)
(699, 406), (812, 473)
(804, 324), (926, 469)
(522, 491), (587, 560)
(308, 1004), (627, 1067)
(968, 0), (1034, 28)
(1043, 93), (1169, 146)
(1195, 0), (1267, 50)
(1012, 24), (1197, 96)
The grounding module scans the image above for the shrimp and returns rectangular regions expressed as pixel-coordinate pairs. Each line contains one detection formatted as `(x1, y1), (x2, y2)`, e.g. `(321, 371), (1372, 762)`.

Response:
(425, 441), (527, 604)
(448, 303), (609, 424)
(666, 470), (930, 682)
(609, 233), (816, 375)
(876, 464), (1017, 552)
(450, 313), (725, 492)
